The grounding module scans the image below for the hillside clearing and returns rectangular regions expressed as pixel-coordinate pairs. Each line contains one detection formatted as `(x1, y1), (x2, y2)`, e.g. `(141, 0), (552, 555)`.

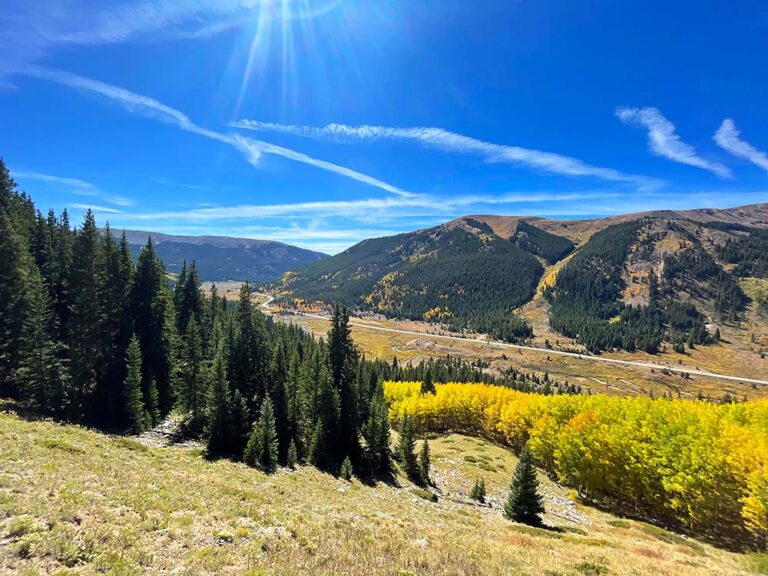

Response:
(0, 409), (759, 575)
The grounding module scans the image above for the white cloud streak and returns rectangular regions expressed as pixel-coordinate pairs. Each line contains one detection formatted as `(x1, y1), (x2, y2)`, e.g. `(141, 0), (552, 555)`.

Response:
(616, 107), (732, 179)
(13, 168), (133, 206)
(713, 119), (768, 174)
(232, 120), (661, 188)
(124, 191), (619, 222)
(21, 67), (411, 196)
(13, 170), (96, 191)
(71, 203), (124, 213)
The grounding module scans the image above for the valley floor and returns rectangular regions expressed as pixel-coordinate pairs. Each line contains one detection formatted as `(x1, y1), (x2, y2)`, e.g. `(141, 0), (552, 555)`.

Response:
(1, 408), (761, 575)
(274, 309), (768, 402)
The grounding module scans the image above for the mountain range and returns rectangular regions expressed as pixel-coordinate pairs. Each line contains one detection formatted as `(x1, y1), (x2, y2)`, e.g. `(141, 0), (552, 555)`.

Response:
(122, 230), (327, 283)
(276, 203), (768, 352)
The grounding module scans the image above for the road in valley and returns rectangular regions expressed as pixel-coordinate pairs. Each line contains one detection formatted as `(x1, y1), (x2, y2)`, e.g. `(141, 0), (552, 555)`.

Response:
(256, 294), (768, 387)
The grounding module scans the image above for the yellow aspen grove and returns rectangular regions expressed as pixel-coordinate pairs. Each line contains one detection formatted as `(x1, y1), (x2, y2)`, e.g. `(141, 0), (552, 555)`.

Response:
(384, 381), (768, 548)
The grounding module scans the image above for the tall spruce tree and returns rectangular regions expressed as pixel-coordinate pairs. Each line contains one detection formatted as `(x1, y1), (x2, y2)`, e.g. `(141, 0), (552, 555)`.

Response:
(308, 363), (340, 469)
(398, 412), (419, 481)
(95, 226), (133, 425)
(123, 335), (147, 434)
(0, 205), (32, 394)
(504, 445), (545, 526)
(180, 317), (207, 432)
(17, 268), (69, 413)
(328, 304), (360, 459)
(362, 380), (391, 474)
(177, 261), (202, 335)
(230, 283), (269, 410)
(418, 436), (431, 485)
(131, 238), (177, 415)
(173, 261), (188, 325)
(67, 210), (104, 420)
(269, 339), (290, 461)
(244, 395), (279, 472)
(206, 346), (234, 457)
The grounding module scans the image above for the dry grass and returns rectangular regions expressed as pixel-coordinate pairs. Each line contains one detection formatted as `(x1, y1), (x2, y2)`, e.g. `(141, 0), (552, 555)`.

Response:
(0, 411), (760, 575)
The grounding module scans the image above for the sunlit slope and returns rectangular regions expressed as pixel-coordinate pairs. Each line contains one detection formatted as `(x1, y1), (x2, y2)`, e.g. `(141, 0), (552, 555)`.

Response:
(0, 409), (759, 575)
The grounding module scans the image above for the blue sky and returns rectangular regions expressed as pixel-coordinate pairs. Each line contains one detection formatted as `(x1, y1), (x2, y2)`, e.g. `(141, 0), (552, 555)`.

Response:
(2, 0), (768, 254)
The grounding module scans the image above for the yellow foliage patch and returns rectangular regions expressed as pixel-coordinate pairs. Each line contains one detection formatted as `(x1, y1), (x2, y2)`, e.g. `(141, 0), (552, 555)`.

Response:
(384, 381), (768, 546)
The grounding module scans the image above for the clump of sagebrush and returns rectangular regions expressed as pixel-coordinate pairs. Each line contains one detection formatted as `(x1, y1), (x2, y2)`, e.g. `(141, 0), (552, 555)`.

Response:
(504, 445), (544, 526)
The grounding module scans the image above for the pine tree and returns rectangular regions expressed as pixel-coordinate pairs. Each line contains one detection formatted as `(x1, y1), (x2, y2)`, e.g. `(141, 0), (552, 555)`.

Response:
(131, 238), (177, 415)
(230, 283), (269, 411)
(470, 477), (486, 503)
(362, 380), (391, 474)
(285, 351), (302, 457)
(0, 206), (30, 395)
(206, 348), (233, 457)
(123, 335), (147, 434)
(328, 303), (360, 459)
(418, 435), (431, 485)
(420, 369), (435, 395)
(67, 210), (104, 420)
(308, 372), (340, 469)
(504, 445), (545, 526)
(270, 339), (290, 461)
(244, 395), (279, 472)
(177, 261), (202, 335)
(173, 261), (188, 326)
(287, 439), (298, 469)
(308, 420), (326, 468)
(17, 269), (69, 412)
(340, 456), (353, 481)
(180, 317), (206, 432)
(230, 389), (250, 457)
(398, 412), (419, 481)
(96, 226), (133, 426)
(145, 378), (161, 428)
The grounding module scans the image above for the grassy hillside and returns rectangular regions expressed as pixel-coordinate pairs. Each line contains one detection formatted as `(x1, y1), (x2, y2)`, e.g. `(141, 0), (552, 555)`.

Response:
(1, 408), (761, 575)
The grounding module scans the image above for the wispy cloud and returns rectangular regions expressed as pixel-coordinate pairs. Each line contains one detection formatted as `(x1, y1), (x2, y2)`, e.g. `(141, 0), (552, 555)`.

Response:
(23, 67), (411, 197)
(13, 170), (97, 192)
(13, 168), (134, 206)
(713, 119), (768, 174)
(616, 107), (732, 179)
(231, 120), (661, 188)
(71, 203), (124, 214)
(124, 191), (618, 222)
(153, 178), (209, 191)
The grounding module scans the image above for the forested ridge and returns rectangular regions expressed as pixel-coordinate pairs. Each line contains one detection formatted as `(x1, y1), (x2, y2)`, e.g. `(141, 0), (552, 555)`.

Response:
(545, 220), (741, 353)
(281, 222), (544, 342)
(386, 381), (768, 550)
(512, 220), (575, 264)
(715, 226), (768, 279)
